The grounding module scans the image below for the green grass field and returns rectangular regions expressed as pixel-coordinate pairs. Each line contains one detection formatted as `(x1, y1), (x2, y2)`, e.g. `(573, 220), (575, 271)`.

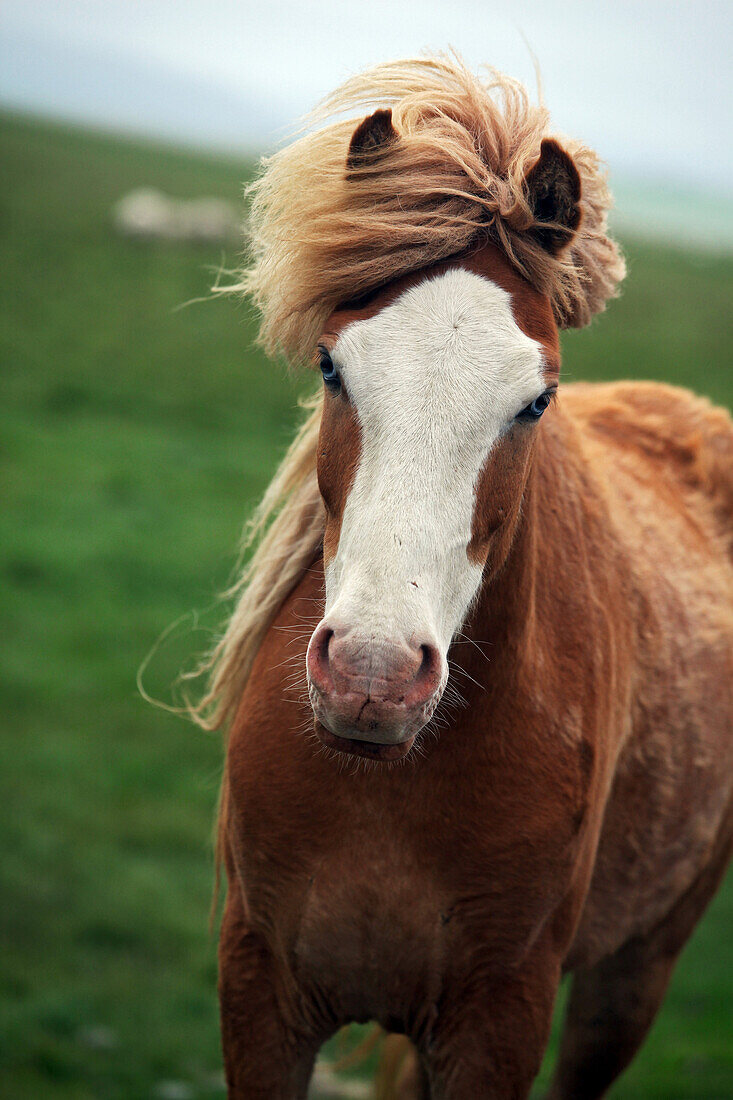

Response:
(1, 110), (731, 1099)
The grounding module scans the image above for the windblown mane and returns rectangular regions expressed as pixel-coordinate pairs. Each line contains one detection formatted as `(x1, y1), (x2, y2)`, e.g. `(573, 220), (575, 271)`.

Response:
(192, 53), (625, 730)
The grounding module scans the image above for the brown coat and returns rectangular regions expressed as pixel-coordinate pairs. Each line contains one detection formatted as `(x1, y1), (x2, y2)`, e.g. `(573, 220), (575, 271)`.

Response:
(219, 365), (732, 1097)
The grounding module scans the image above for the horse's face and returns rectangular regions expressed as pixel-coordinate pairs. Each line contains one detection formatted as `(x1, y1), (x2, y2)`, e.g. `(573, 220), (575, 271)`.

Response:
(307, 262), (558, 760)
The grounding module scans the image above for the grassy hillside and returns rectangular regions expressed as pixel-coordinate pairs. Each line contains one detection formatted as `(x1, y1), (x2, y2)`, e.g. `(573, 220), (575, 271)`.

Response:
(0, 110), (731, 1100)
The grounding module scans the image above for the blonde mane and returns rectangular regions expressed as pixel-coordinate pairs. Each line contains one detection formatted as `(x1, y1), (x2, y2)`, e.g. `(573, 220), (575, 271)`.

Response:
(193, 52), (624, 731)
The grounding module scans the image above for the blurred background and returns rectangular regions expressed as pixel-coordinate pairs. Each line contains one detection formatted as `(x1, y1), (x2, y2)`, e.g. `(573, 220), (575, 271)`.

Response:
(1, 2), (731, 1097)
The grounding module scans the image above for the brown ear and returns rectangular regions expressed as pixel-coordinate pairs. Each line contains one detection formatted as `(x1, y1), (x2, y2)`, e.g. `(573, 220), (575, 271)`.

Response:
(524, 139), (582, 254)
(346, 108), (398, 171)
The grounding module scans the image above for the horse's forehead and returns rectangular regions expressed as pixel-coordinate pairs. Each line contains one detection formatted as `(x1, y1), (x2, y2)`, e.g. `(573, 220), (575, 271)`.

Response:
(344, 273), (530, 380)
(326, 268), (547, 432)
(321, 244), (560, 374)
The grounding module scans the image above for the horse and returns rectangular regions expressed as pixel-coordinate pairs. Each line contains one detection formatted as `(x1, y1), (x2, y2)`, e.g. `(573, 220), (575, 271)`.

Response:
(194, 55), (733, 1098)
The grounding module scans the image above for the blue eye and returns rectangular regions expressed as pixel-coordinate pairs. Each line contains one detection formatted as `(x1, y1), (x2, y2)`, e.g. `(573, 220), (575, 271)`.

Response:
(517, 391), (553, 420)
(318, 348), (341, 394)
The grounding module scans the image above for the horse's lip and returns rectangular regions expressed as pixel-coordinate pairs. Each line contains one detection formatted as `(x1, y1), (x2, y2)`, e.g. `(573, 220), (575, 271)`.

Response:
(314, 722), (416, 761)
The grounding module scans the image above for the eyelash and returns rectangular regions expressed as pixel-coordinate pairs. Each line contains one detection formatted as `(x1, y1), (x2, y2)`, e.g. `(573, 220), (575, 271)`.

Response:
(516, 389), (556, 421)
(318, 347), (342, 394)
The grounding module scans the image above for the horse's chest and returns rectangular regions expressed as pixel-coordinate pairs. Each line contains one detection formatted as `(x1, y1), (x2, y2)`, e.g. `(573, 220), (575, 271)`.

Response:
(291, 848), (448, 1024)
(238, 818), (574, 1028)
(229, 711), (591, 1023)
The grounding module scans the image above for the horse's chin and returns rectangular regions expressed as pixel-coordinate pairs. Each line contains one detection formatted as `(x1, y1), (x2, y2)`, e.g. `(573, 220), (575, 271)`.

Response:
(314, 721), (416, 762)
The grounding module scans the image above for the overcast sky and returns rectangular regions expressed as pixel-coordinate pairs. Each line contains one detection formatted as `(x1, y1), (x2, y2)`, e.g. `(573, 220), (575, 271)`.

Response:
(2, 0), (732, 195)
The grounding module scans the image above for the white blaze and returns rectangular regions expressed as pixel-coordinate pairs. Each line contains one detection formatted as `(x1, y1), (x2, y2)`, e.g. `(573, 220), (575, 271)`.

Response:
(325, 268), (546, 657)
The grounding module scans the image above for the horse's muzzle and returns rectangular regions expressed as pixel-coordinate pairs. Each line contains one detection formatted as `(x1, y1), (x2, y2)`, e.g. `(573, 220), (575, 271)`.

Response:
(306, 621), (444, 760)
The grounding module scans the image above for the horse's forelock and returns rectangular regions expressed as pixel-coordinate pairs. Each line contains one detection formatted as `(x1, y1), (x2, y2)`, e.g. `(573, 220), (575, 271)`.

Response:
(228, 52), (624, 365)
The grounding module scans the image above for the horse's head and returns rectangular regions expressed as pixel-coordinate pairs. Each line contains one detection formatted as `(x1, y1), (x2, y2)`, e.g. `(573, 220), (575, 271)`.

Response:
(306, 121), (580, 761)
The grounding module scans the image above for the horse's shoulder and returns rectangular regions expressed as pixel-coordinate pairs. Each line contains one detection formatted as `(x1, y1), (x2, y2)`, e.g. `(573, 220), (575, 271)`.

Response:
(562, 379), (731, 447)
(563, 380), (733, 534)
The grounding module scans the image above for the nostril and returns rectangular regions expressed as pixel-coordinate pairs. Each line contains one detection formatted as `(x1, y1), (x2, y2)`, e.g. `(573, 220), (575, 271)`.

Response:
(318, 627), (334, 664)
(307, 624), (334, 691)
(416, 642), (442, 692)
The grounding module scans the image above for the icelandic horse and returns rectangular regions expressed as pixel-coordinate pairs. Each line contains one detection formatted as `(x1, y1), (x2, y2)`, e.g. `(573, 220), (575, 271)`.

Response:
(195, 56), (733, 1098)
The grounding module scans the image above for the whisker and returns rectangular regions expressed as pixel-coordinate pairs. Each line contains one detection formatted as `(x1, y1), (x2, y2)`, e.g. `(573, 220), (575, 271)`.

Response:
(448, 660), (485, 693)
(451, 630), (492, 662)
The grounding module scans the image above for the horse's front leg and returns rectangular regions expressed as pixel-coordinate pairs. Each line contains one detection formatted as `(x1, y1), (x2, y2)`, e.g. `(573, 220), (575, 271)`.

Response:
(219, 883), (317, 1100)
(424, 947), (560, 1100)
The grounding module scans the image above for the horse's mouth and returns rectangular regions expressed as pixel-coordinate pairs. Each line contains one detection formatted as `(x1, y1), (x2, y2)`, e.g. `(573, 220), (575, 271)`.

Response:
(314, 721), (416, 761)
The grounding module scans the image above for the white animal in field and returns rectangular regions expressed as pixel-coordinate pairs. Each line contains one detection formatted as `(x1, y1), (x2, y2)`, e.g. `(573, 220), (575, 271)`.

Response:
(113, 188), (240, 243)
